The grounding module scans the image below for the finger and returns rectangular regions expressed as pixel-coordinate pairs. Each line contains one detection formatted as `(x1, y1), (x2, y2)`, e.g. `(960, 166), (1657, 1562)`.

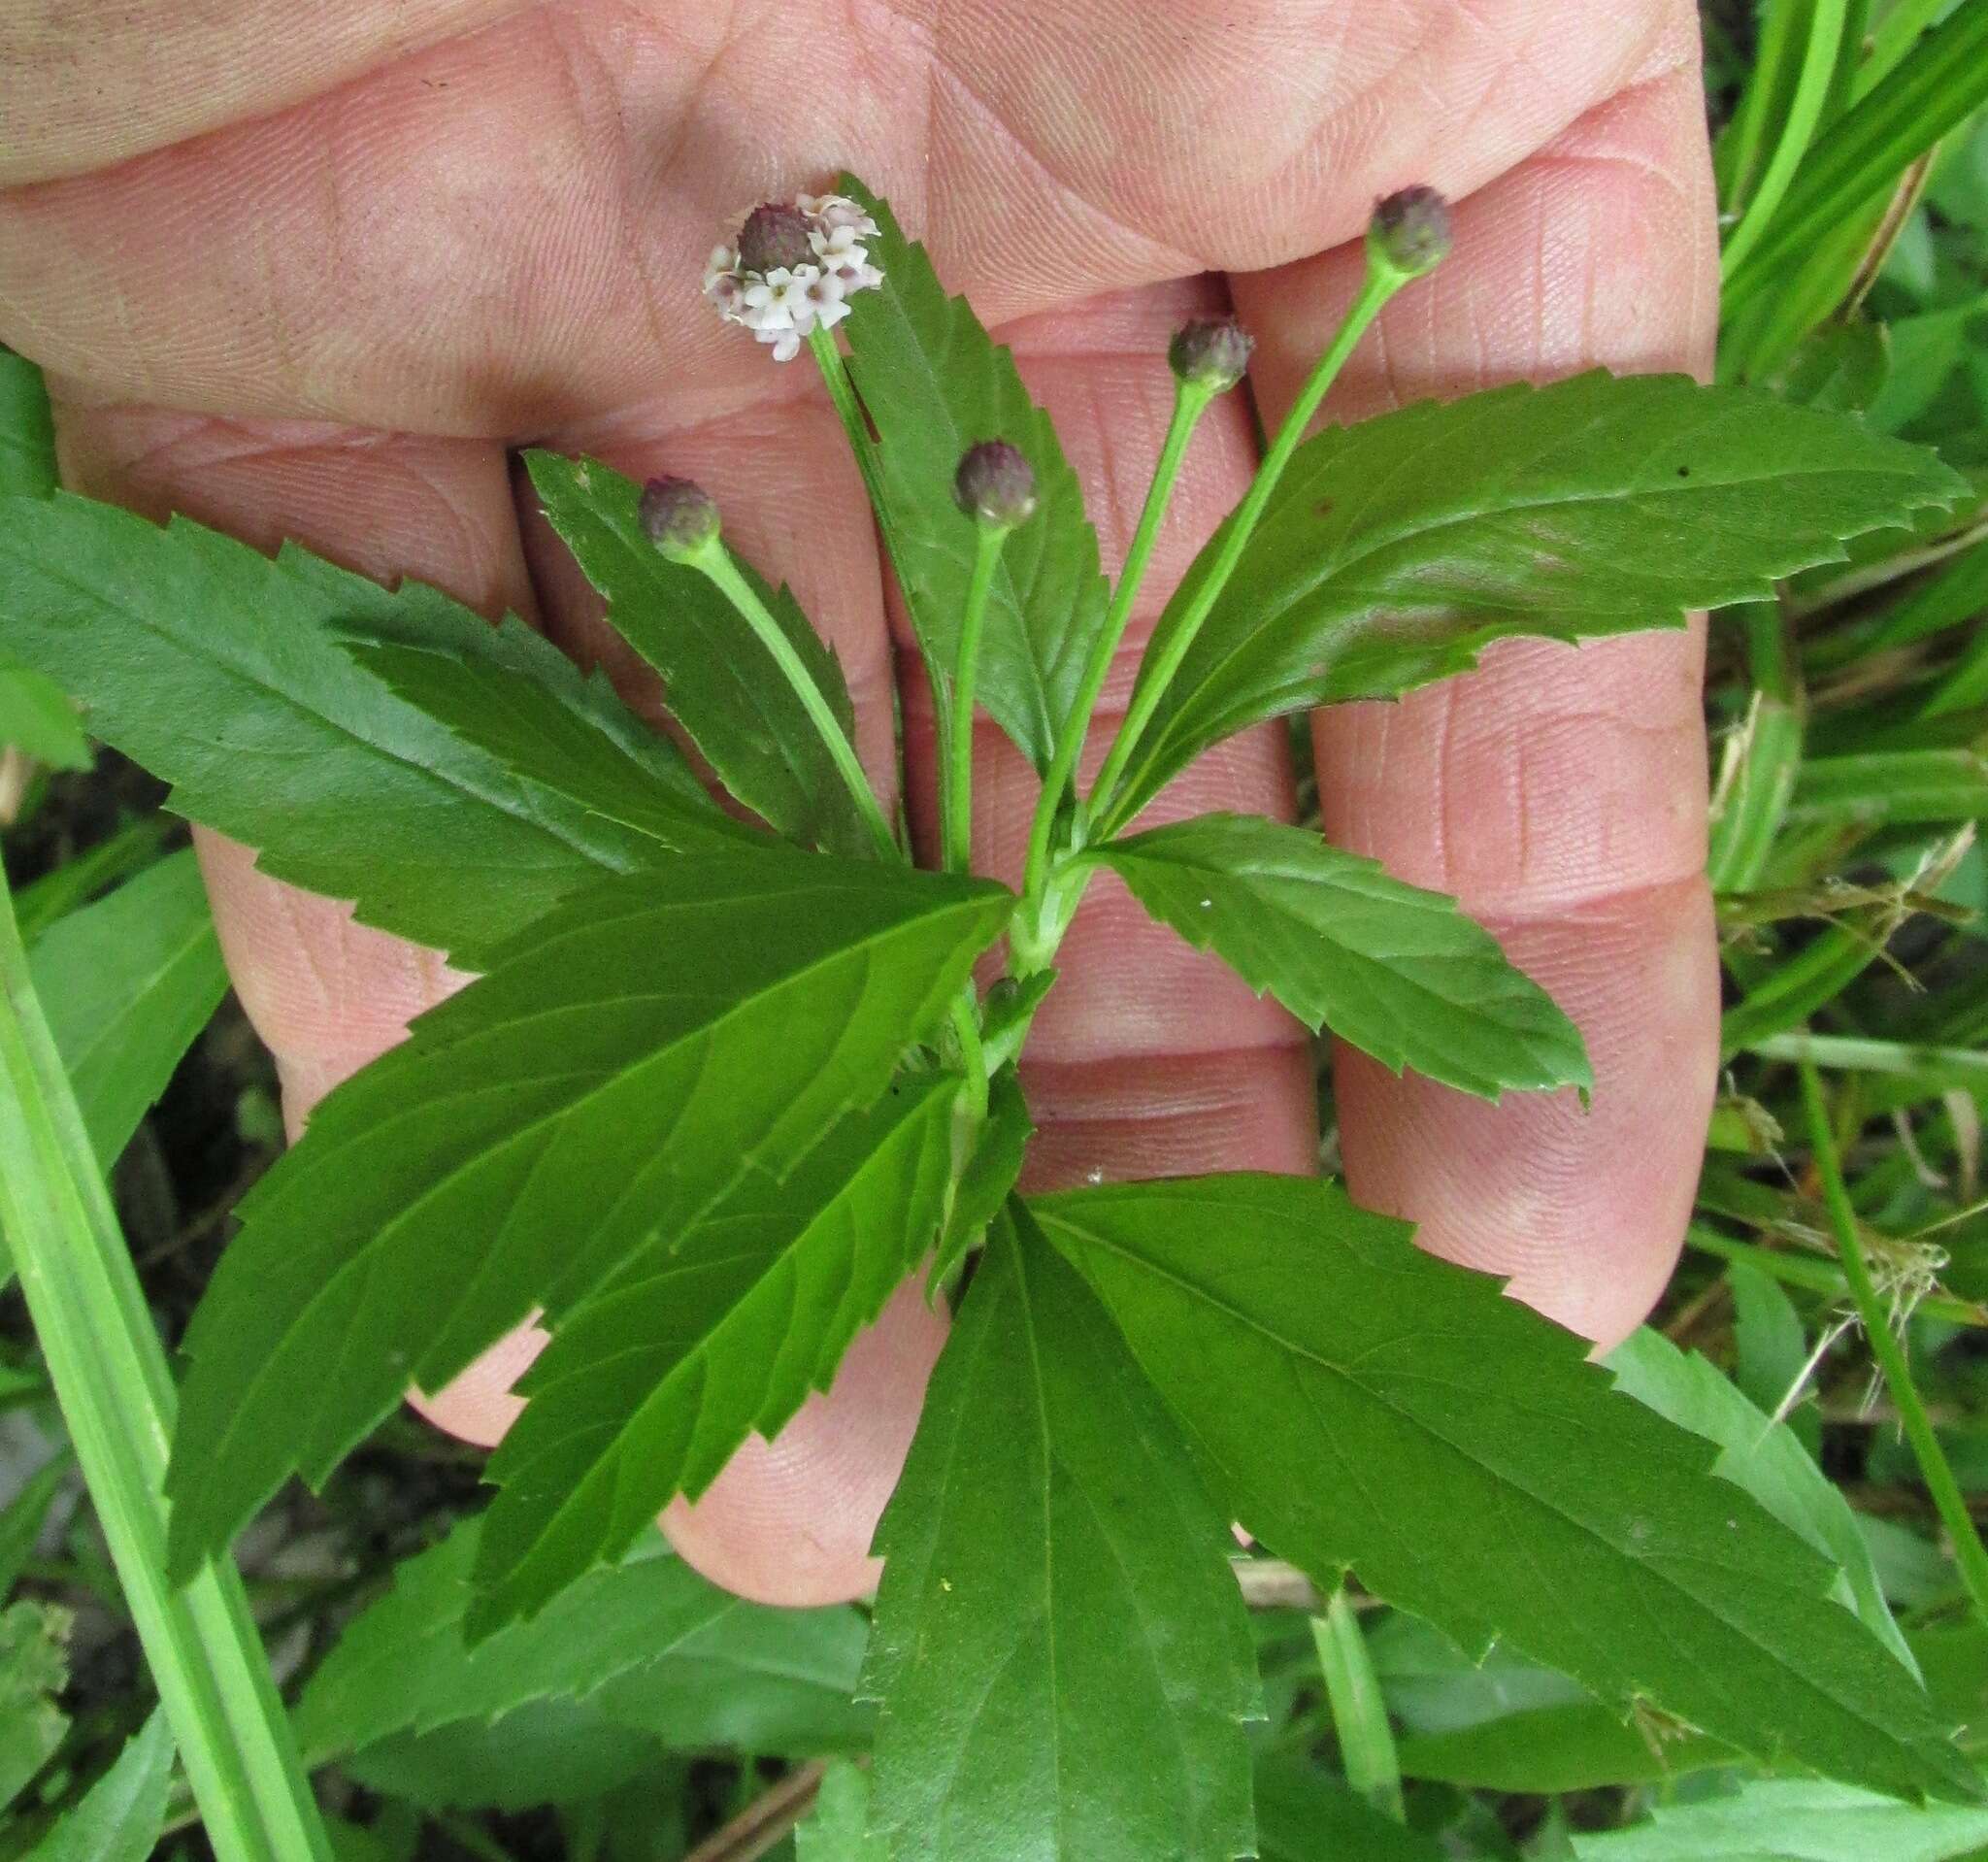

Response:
(0, 0), (1686, 427)
(5, 0), (529, 186)
(1228, 51), (1720, 1347)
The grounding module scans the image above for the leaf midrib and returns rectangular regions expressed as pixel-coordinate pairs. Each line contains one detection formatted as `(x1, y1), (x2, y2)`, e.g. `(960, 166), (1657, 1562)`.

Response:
(1036, 1204), (1938, 1757)
(179, 886), (1001, 1545)
(479, 1082), (952, 1598)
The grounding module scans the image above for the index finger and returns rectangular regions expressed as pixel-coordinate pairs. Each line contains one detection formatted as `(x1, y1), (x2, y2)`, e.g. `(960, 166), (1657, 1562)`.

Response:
(1227, 50), (1721, 1347)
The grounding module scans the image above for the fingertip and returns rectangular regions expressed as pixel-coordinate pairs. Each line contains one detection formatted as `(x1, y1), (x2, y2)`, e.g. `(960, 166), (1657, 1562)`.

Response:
(1334, 876), (1717, 1351)
(659, 1276), (949, 1607)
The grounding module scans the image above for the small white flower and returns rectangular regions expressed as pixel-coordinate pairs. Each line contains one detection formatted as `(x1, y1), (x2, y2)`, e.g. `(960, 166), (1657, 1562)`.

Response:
(704, 242), (738, 288)
(800, 267), (849, 330)
(810, 224), (870, 276)
(757, 325), (805, 362)
(743, 264), (815, 330)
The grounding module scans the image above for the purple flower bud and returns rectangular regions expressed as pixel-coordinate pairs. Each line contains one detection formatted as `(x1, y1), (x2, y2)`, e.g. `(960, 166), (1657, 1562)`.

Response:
(954, 441), (1038, 528)
(640, 475), (720, 558)
(1169, 316), (1253, 392)
(737, 203), (813, 276)
(1368, 185), (1452, 278)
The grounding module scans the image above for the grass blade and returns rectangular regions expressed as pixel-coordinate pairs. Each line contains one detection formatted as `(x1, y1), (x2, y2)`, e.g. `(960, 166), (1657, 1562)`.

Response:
(0, 862), (333, 1862)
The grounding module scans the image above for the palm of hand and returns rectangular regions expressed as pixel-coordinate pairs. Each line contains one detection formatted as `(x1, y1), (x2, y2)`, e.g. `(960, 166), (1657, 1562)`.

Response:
(0, 0), (1720, 1603)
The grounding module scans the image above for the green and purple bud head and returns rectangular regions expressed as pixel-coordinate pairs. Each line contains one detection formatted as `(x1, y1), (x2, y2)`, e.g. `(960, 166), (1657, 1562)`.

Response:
(736, 202), (815, 276)
(1169, 316), (1253, 393)
(954, 441), (1038, 529)
(640, 475), (720, 560)
(1368, 185), (1453, 279)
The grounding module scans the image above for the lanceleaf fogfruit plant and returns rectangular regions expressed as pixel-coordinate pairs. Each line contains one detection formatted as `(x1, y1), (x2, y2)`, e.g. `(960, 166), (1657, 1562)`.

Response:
(0, 176), (1977, 1855)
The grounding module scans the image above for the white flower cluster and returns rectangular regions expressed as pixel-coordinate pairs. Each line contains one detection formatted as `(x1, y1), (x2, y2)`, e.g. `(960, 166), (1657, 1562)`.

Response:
(705, 194), (883, 363)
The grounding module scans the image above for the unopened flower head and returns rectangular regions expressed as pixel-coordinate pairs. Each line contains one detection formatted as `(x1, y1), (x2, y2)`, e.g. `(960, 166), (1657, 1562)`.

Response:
(706, 192), (884, 362)
(954, 440), (1038, 529)
(1169, 316), (1253, 393)
(640, 475), (720, 560)
(1368, 185), (1453, 279)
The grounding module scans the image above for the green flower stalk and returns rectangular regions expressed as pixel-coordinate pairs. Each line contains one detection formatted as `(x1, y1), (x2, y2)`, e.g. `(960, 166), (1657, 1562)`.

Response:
(641, 476), (900, 862)
(946, 442), (1037, 876)
(1019, 316), (1252, 906)
(1085, 187), (1454, 839)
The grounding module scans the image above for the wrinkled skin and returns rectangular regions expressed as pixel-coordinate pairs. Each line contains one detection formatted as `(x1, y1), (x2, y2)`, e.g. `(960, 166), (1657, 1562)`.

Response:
(2, 0), (1720, 1605)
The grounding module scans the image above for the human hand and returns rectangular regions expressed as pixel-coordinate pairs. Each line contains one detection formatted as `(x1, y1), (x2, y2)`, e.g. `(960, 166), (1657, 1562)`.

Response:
(0, 0), (1720, 1605)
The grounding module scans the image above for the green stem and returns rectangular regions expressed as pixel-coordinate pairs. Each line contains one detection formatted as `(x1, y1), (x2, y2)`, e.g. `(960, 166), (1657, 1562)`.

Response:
(1086, 260), (1407, 838)
(1747, 1029), (1988, 1084)
(1797, 1060), (1988, 1627)
(693, 541), (900, 862)
(946, 524), (1006, 876)
(0, 867), (333, 1862)
(1021, 379), (1216, 900)
(1311, 1585), (1404, 1822)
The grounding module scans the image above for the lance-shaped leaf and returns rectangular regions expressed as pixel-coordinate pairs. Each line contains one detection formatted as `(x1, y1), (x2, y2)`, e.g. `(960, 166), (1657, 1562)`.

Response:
(296, 1518), (868, 1762)
(1035, 1175), (1980, 1805)
(525, 450), (872, 857)
(1091, 814), (1587, 1100)
(836, 178), (1107, 774)
(1104, 373), (1965, 829)
(321, 584), (750, 854)
(865, 1202), (1258, 1862)
(166, 849), (1011, 1580)
(0, 492), (694, 966)
(470, 1076), (962, 1635)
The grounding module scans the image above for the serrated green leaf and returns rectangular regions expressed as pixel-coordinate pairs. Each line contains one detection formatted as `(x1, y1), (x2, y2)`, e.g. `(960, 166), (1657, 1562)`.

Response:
(798, 1762), (887, 1862)
(29, 849), (227, 1173)
(0, 663), (89, 769)
(0, 1602), (70, 1812)
(0, 349), (55, 499)
(1607, 1325), (1909, 1669)
(1570, 1779), (1988, 1861)
(524, 449), (871, 857)
(331, 608), (752, 855)
(1034, 1175), (1980, 1804)
(865, 1202), (1257, 1862)
(166, 849), (1011, 1580)
(1105, 373), (1963, 829)
(836, 178), (1108, 774)
(471, 1076), (962, 1634)
(1093, 814), (1588, 1100)
(0, 493), (685, 966)
(23, 1710), (174, 1862)
(296, 1517), (866, 1760)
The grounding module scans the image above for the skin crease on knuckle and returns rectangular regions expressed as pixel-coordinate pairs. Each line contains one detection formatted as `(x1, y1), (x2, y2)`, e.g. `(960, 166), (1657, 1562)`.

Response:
(2, 0), (1718, 1604)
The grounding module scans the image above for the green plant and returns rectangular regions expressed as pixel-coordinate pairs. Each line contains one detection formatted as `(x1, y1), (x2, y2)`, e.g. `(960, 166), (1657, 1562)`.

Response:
(0, 150), (1981, 1858)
